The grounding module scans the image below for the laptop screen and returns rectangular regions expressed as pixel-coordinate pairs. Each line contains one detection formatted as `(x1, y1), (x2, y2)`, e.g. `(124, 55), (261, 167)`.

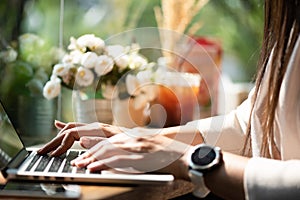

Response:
(0, 103), (24, 170)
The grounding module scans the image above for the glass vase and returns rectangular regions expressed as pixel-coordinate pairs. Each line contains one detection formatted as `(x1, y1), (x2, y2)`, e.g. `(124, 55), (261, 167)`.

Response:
(112, 97), (149, 128)
(73, 92), (113, 124)
(17, 95), (56, 146)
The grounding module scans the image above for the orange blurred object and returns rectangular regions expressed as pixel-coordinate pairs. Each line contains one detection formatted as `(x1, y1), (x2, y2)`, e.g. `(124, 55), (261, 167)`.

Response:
(149, 72), (200, 127)
(179, 37), (223, 118)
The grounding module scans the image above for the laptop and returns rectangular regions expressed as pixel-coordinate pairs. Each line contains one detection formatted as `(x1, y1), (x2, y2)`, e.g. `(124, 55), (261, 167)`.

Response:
(0, 101), (174, 185)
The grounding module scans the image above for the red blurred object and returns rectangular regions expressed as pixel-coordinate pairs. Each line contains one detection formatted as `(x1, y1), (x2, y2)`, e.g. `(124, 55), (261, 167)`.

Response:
(179, 36), (223, 118)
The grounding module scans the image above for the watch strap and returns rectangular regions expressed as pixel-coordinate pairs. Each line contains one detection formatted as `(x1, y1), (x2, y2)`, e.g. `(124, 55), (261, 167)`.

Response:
(189, 169), (210, 198)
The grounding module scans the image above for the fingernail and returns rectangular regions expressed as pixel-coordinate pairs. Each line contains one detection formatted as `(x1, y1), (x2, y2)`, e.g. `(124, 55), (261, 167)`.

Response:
(71, 159), (77, 165)
(76, 160), (88, 167)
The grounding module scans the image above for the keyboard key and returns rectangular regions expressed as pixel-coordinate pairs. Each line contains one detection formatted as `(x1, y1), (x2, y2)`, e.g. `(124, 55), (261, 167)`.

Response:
(35, 155), (51, 172)
(62, 162), (73, 173)
(62, 151), (79, 173)
(49, 157), (64, 172)
(66, 151), (79, 161)
(25, 154), (41, 171)
(76, 167), (86, 174)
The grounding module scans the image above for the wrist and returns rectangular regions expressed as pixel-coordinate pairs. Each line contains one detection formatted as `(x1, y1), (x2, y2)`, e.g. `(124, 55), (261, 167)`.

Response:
(178, 151), (190, 181)
(187, 144), (223, 198)
(203, 152), (248, 199)
(162, 126), (204, 146)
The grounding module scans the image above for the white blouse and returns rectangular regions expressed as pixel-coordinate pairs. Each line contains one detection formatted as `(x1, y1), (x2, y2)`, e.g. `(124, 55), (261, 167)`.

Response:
(187, 35), (300, 199)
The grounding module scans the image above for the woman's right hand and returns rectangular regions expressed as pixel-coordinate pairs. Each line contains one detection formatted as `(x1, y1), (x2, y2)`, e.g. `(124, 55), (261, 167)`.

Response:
(37, 120), (123, 156)
(71, 132), (191, 180)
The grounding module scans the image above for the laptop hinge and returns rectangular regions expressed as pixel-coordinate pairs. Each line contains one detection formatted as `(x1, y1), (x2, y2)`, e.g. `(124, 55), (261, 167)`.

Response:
(7, 148), (28, 169)
(1, 167), (8, 178)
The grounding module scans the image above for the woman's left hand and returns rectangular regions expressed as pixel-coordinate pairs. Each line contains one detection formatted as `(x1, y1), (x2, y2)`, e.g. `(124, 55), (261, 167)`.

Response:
(71, 132), (191, 180)
(38, 121), (124, 156)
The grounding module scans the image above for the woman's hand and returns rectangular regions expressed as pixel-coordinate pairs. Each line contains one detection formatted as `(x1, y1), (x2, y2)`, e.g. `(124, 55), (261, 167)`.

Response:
(37, 120), (123, 156)
(71, 133), (192, 180)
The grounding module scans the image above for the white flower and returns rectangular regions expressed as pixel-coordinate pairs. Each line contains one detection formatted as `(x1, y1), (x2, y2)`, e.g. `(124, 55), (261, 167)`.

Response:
(115, 55), (129, 70)
(153, 67), (167, 84)
(52, 63), (71, 77)
(68, 37), (78, 51)
(94, 55), (114, 76)
(77, 34), (105, 53)
(62, 54), (72, 63)
(126, 72), (157, 109)
(136, 70), (157, 100)
(102, 84), (118, 100)
(44, 33), (151, 101)
(136, 70), (152, 84)
(126, 74), (141, 96)
(75, 67), (94, 87)
(80, 52), (98, 69)
(65, 50), (83, 64)
(105, 45), (126, 59)
(130, 43), (141, 53)
(43, 76), (61, 99)
(157, 56), (169, 66)
(130, 54), (147, 69)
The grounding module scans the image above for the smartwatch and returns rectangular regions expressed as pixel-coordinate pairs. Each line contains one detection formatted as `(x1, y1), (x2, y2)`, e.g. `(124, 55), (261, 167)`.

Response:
(188, 144), (222, 198)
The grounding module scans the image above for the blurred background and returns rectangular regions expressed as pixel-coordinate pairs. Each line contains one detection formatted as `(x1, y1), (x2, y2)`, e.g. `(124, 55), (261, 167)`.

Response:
(0, 0), (263, 145)
(1, 0), (263, 81)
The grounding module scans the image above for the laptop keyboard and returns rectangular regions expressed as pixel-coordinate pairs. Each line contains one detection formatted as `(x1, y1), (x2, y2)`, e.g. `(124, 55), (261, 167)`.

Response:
(25, 150), (88, 174)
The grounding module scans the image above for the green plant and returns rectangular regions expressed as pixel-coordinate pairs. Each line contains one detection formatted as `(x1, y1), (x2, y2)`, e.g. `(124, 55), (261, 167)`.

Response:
(0, 33), (61, 99)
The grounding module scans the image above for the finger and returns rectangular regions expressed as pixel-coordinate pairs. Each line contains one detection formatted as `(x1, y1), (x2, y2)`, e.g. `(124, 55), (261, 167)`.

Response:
(86, 160), (109, 172)
(57, 122), (86, 136)
(74, 156), (97, 168)
(50, 132), (78, 156)
(71, 141), (120, 167)
(71, 150), (94, 165)
(87, 155), (143, 172)
(54, 120), (67, 130)
(71, 148), (102, 166)
(101, 125), (120, 137)
(79, 136), (106, 149)
(37, 135), (65, 155)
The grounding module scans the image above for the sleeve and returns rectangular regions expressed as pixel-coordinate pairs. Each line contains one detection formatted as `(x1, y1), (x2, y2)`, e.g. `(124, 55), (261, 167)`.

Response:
(244, 157), (300, 200)
(186, 87), (255, 154)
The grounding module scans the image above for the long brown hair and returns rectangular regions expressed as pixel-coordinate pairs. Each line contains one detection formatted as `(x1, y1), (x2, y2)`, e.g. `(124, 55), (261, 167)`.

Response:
(243, 0), (300, 158)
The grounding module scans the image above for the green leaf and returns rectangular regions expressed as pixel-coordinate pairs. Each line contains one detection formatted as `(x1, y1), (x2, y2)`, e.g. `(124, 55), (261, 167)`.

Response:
(13, 61), (34, 80)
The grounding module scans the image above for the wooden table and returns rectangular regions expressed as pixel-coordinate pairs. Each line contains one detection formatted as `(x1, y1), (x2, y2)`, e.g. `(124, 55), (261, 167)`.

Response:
(0, 173), (194, 199)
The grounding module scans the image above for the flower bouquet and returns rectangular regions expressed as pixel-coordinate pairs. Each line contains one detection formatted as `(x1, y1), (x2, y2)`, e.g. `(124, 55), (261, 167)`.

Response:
(43, 34), (157, 126)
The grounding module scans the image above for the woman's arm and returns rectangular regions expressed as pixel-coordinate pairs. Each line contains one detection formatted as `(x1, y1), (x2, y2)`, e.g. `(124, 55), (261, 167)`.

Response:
(70, 132), (249, 199)
(204, 152), (249, 200)
(131, 125), (205, 146)
(206, 154), (300, 200)
(244, 157), (300, 199)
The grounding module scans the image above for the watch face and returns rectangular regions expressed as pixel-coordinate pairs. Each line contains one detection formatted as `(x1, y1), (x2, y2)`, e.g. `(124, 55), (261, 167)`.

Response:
(192, 146), (216, 166)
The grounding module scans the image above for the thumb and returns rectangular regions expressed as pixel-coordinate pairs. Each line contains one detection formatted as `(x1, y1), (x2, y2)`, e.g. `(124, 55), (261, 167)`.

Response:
(80, 136), (106, 149)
